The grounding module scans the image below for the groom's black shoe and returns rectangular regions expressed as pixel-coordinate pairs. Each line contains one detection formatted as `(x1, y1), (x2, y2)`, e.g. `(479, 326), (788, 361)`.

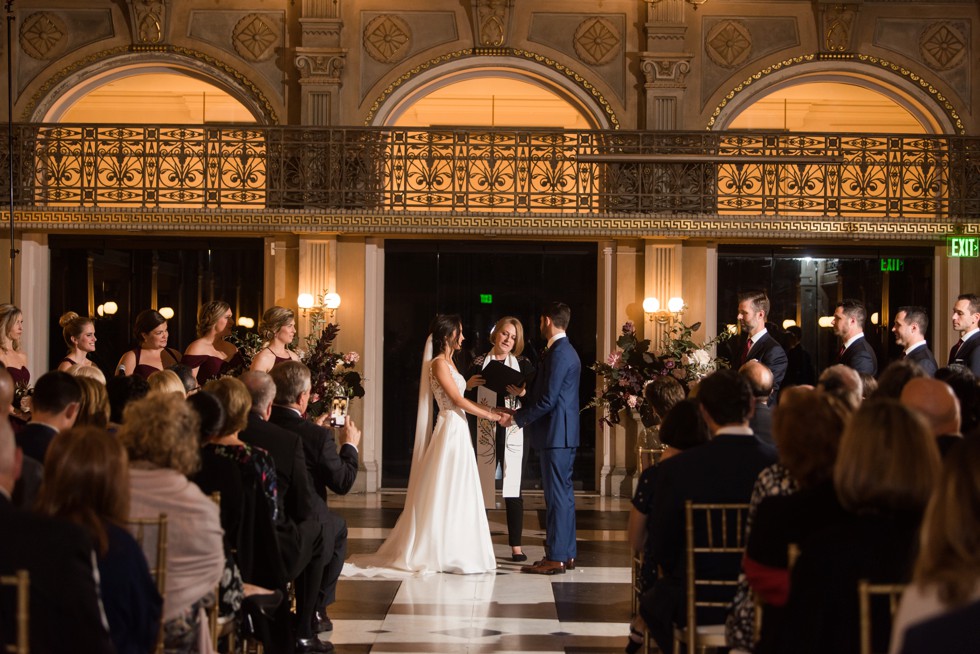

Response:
(521, 559), (566, 575)
(296, 636), (334, 653)
(313, 610), (333, 633)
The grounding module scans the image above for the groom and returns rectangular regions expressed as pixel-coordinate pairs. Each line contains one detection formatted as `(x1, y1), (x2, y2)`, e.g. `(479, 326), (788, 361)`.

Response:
(502, 302), (581, 575)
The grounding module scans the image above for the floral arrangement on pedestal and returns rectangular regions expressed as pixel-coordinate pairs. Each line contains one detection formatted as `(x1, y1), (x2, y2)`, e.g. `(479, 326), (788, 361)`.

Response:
(589, 318), (731, 427)
(302, 316), (365, 419)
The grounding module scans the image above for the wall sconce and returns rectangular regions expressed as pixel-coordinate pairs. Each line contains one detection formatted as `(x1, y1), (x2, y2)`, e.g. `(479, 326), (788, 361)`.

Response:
(237, 316), (255, 329)
(297, 290), (342, 323)
(323, 292), (341, 318)
(818, 316), (835, 328)
(297, 293), (315, 314)
(158, 306), (175, 320)
(870, 312), (880, 326)
(782, 319), (797, 330)
(96, 301), (118, 317)
(643, 296), (685, 324)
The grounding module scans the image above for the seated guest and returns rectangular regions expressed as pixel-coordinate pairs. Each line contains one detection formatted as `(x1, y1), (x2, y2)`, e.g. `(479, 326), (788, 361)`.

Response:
(70, 363), (107, 385)
(901, 378), (963, 457)
(118, 393), (224, 653)
(625, 398), (706, 652)
(182, 301), (245, 385)
(735, 389), (850, 652)
(56, 311), (98, 372)
(640, 369), (777, 653)
(74, 376), (110, 429)
(889, 436), (980, 653)
(147, 369), (187, 397)
(0, 368), (40, 509)
(14, 370), (81, 462)
(896, 597), (980, 654)
(773, 400), (940, 654)
(169, 364), (199, 395)
(36, 426), (162, 654)
(249, 307), (302, 373)
(859, 371), (878, 400)
(817, 364), (863, 410)
(641, 375), (686, 440)
(873, 359), (928, 400)
(0, 419), (115, 654)
(739, 360), (775, 446)
(935, 364), (979, 434)
(116, 309), (181, 380)
(106, 374), (149, 427)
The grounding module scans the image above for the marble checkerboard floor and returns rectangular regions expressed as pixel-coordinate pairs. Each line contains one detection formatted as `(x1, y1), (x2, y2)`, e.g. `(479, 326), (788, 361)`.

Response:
(323, 492), (633, 653)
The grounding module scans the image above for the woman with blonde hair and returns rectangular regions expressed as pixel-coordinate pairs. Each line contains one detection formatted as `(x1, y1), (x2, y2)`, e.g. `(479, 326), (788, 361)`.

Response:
(74, 376), (111, 429)
(71, 363), (107, 385)
(183, 300), (244, 385)
(116, 309), (181, 380)
(147, 369), (187, 397)
(0, 303), (29, 387)
(57, 311), (97, 371)
(249, 306), (301, 372)
(889, 436), (980, 653)
(36, 426), (162, 654)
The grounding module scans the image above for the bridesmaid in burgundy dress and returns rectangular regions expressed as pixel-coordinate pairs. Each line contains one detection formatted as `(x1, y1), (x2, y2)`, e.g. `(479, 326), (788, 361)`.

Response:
(182, 301), (245, 385)
(57, 311), (97, 372)
(0, 304), (30, 421)
(116, 310), (182, 380)
(249, 306), (301, 373)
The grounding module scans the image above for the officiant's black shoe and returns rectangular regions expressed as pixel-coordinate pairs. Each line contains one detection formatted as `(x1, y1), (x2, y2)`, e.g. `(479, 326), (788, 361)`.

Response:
(522, 559), (566, 575)
(511, 552), (528, 562)
(296, 636), (334, 653)
(313, 610), (333, 633)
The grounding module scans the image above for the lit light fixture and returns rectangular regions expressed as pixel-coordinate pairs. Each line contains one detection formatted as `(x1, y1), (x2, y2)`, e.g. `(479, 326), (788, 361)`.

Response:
(237, 316), (255, 329)
(159, 306), (175, 320)
(870, 312), (879, 326)
(667, 297), (685, 314)
(96, 304), (104, 317)
(643, 296), (685, 324)
(782, 319), (797, 330)
(642, 297), (660, 314)
(818, 316), (835, 328)
(298, 293), (315, 313)
(103, 301), (118, 316)
(323, 292), (341, 311)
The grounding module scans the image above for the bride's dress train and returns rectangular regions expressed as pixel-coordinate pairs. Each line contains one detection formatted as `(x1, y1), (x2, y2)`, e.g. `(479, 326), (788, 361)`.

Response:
(343, 362), (497, 576)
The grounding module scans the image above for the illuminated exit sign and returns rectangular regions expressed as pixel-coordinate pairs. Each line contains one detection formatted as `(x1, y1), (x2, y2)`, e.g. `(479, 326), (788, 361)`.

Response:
(480, 294), (493, 304)
(948, 236), (980, 258)
(880, 258), (904, 272)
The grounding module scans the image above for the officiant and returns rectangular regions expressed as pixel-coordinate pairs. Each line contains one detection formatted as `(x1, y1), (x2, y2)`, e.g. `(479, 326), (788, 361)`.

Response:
(466, 316), (535, 562)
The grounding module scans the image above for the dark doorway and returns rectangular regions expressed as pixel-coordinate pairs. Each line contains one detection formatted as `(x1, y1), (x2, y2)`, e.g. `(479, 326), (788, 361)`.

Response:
(48, 236), (264, 379)
(383, 240), (598, 490)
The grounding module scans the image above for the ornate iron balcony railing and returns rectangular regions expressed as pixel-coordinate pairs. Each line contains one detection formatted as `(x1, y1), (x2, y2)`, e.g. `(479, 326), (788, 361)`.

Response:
(1, 124), (979, 218)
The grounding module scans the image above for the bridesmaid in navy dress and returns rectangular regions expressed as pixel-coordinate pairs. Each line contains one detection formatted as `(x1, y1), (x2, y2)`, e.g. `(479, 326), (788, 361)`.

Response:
(116, 309), (182, 380)
(182, 301), (245, 385)
(249, 306), (301, 373)
(56, 311), (98, 372)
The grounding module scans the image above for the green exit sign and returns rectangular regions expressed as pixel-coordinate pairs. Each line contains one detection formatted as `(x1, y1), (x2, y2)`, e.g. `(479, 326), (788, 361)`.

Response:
(948, 236), (980, 258)
(480, 294), (493, 304)
(880, 258), (904, 272)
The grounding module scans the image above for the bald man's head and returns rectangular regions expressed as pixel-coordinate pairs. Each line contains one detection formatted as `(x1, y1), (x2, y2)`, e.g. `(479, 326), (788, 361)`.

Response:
(817, 365), (863, 411)
(739, 360), (774, 400)
(0, 368), (13, 416)
(0, 418), (20, 494)
(901, 377), (961, 436)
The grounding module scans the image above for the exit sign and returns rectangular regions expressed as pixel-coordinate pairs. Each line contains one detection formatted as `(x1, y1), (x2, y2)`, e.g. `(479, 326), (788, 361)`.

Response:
(948, 236), (980, 258)
(880, 258), (904, 272)
(480, 294), (493, 304)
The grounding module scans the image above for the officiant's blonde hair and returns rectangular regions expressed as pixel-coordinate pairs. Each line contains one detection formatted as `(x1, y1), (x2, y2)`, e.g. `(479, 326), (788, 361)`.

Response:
(491, 316), (524, 357)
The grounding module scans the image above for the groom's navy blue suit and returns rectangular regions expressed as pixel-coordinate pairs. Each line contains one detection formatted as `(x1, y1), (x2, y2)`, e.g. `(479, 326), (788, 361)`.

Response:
(514, 334), (581, 561)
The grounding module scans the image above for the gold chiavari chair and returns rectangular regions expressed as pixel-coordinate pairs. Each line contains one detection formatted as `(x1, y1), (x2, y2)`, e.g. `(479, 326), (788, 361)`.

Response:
(207, 492), (240, 653)
(858, 580), (906, 654)
(0, 570), (29, 654)
(127, 514), (168, 654)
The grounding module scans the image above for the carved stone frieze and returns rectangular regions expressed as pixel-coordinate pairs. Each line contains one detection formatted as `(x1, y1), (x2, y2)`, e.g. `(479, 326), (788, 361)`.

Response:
(472, 0), (512, 47)
(574, 17), (621, 66)
(296, 49), (346, 83)
(20, 12), (67, 60)
(126, 0), (169, 45)
(821, 3), (857, 53)
(363, 15), (411, 64)
(640, 53), (692, 88)
(919, 22), (967, 71)
(233, 13), (279, 62)
(705, 20), (751, 68)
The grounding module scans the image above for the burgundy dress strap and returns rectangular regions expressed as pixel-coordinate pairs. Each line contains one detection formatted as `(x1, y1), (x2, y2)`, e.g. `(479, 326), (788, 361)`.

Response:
(131, 348), (160, 380)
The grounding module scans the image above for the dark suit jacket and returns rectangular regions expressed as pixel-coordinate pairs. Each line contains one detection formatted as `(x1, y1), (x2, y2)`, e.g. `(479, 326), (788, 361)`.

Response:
(950, 333), (980, 376)
(14, 422), (57, 463)
(11, 454), (42, 509)
(839, 335), (878, 376)
(743, 332), (789, 398)
(749, 401), (773, 447)
(514, 336), (581, 449)
(905, 344), (938, 376)
(899, 596), (980, 654)
(268, 405), (358, 504)
(0, 494), (115, 654)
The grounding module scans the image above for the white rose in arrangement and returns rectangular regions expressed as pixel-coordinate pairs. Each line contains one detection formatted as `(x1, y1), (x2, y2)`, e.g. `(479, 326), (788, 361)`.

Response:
(691, 349), (711, 367)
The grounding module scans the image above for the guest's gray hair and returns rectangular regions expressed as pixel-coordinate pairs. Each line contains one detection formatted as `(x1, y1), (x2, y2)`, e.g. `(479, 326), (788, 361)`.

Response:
(269, 360), (312, 406)
(240, 371), (277, 412)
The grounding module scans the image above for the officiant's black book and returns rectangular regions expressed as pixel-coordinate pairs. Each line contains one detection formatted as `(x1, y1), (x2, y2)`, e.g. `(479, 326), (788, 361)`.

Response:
(481, 360), (526, 395)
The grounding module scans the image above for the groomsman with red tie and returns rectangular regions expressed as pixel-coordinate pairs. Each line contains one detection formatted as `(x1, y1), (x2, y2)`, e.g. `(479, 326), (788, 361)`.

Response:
(949, 293), (980, 376)
(736, 291), (787, 404)
(832, 299), (878, 377)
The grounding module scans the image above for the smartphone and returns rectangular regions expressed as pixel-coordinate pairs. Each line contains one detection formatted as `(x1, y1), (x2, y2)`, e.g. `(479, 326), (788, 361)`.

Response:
(329, 397), (348, 427)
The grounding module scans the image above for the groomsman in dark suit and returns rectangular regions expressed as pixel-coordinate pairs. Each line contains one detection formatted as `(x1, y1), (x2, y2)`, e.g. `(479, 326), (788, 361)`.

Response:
(891, 306), (938, 376)
(949, 293), (980, 376)
(503, 301), (581, 575)
(832, 299), (878, 376)
(736, 291), (787, 404)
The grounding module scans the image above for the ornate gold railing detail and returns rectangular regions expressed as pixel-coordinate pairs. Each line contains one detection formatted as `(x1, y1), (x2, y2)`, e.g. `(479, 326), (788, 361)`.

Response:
(2, 125), (979, 218)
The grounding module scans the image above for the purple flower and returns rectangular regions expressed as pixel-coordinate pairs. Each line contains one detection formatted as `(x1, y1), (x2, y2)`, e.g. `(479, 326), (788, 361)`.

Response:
(622, 321), (636, 335)
(664, 358), (676, 369)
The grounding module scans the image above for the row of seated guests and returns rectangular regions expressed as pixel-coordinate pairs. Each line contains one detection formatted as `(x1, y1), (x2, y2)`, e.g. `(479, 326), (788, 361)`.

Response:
(0, 358), (360, 653)
(626, 357), (980, 654)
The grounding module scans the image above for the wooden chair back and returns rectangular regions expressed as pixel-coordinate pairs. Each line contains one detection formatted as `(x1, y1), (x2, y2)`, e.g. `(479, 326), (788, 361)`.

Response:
(127, 513), (168, 654)
(858, 580), (906, 654)
(0, 570), (29, 654)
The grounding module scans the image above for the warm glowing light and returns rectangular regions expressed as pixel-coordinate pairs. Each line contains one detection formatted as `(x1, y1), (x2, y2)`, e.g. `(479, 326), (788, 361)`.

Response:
(782, 319), (797, 330)
(726, 324), (738, 335)
(818, 316), (835, 328)
(297, 293), (315, 310)
(103, 301), (118, 316)
(237, 316), (254, 329)
(323, 292), (342, 310)
(870, 312), (879, 325)
(642, 297), (660, 313)
(159, 306), (175, 320)
(667, 297), (685, 313)
(96, 304), (104, 317)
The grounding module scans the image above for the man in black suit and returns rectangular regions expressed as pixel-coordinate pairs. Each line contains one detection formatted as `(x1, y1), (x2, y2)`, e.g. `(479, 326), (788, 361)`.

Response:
(736, 291), (787, 404)
(739, 360), (774, 446)
(641, 369), (777, 652)
(240, 371), (333, 652)
(949, 293), (980, 376)
(269, 361), (360, 653)
(15, 370), (81, 463)
(892, 306), (938, 376)
(832, 299), (878, 376)
(0, 419), (115, 654)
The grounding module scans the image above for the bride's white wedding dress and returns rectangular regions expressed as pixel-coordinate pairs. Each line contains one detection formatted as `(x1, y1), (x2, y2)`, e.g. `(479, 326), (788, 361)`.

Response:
(343, 359), (497, 576)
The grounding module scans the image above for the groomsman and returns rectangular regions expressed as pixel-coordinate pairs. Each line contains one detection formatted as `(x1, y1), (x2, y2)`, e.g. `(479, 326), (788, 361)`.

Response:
(736, 291), (787, 404)
(832, 299), (878, 376)
(949, 293), (980, 376)
(892, 306), (938, 376)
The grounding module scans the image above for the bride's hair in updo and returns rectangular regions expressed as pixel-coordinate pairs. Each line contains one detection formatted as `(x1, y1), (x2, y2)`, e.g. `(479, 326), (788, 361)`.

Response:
(429, 314), (462, 356)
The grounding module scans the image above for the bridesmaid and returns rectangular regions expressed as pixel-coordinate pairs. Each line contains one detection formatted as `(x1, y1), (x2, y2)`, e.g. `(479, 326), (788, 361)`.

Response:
(116, 309), (181, 379)
(57, 312), (97, 372)
(0, 304), (30, 388)
(249, 306), (301, 373)
(182, 300), (244, 385)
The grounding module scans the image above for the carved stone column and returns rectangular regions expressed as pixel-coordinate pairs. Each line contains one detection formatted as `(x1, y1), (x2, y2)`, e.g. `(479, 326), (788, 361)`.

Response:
(641, 0), (693, 130)
(296, 0), (346, 126)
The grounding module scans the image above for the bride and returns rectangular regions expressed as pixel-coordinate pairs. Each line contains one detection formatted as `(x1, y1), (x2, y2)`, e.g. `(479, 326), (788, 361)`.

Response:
(345, 314), (500, 575)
